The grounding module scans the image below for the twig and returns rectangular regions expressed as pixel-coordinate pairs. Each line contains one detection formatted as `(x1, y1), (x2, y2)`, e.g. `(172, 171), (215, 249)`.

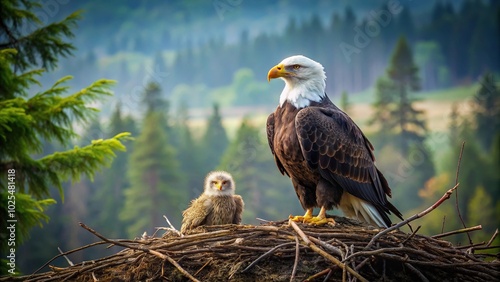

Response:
(79, 222), (200, 282)
(486, 228), (498, 247)
(256, 217), (272, 222)
(404, 263), (429, 282)
(432, 225), (482, 239)
(91, 272), (98, 282)
(193, 258), (212, 276)
(241, 242), (295, 273)
(366, 183), (459, 248)
(454, 142), (473, 245)
(163, 215), (182, 236)
(57, 247), (74, 266)
(289, 220), (368, 282)
(456, 242), (486, 250)
(401, 225), (421, 245)
(325, 269), (334, 282)
(471, 245), (500, 251)
(29, 240), (113, 277)
(304, 268), (331, 282)
(290, 236), (299, 282)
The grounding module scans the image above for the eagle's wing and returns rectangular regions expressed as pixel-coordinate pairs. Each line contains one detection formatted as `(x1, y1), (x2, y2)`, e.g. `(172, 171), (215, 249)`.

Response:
(232, 195), (244, 224)
(295, 107), (399, 218)
(180, 196), (213, 233)
(266, 113), (288, 176)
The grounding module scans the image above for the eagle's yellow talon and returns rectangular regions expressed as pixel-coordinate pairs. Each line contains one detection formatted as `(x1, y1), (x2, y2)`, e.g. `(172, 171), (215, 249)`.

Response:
(290, 209), (314, 223)
(308, 216), (336, 226)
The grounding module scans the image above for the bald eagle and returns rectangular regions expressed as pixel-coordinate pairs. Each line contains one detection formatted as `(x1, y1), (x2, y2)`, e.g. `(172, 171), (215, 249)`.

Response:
(266, 55), (402, 228)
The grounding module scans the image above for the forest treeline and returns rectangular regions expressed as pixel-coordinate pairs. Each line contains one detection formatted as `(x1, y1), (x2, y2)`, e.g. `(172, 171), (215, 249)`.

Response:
(52, 0), (500, 111)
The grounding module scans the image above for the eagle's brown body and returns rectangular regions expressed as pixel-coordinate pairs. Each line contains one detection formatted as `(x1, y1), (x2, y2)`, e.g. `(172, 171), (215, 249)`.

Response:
(267, 96), (402, 227)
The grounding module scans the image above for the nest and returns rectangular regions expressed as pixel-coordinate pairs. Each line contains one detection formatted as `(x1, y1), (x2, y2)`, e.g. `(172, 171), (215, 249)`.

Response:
(4, 216), (499, 282)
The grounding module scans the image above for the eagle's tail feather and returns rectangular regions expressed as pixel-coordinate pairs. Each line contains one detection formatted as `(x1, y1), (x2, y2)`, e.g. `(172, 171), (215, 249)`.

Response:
(339, 192), (389, 228)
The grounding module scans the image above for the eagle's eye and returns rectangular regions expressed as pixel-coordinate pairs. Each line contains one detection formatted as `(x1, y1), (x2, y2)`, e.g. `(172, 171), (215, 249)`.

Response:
(222, 180), (228, 185)
(292, 64), (301, 70)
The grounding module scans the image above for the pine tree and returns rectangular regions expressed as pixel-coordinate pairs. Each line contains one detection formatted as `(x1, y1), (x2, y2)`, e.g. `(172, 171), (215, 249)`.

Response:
(172, 101), (204, 199)
(89, 104), (137, 238)
(471, 73), (500, 151)
(0, 1), (131, 264)
(369, 36), (434, 210)
(339, 91), (351, 115)
(369, 77), (397, 146)
(120, 84), (183, 237)
(386, 36), (427, 157)
(201, 103), (229, 172)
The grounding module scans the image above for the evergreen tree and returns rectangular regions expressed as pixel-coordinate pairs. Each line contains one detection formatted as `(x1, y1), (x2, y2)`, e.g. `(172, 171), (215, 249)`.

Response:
(471, 73), (500, 151)
(142, 81), (166, 114)
(89, 104), (136, 238)
(386, 36), (427, 157)
(201, 103), (229, 172)
(0, 1), (131, 270)
(370, 37), (434, 210)
(120, 84), (183, 237)
(448, 102), (461, 147)
(153, 52), (169, 91)
(172, 101), (203, 199)
(120, 112), (183, 237)
(369, 77), (397, 146)
(339, 91), (351, 115)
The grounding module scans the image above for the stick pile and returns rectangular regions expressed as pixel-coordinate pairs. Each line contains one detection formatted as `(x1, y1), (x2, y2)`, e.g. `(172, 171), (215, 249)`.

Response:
(3, 216), (498, 282)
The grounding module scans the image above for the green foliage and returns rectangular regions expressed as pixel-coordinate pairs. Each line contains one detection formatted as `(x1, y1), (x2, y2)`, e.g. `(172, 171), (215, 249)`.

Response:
(369, 77), (397, 145)
(339, 91), (350, 115)
(0, 0), (80, 71)
(0, 0), (131, 257)
(88, 105), (137, 238)
(471, 73), (500, 151)
(141, 81), (167, 114)
(200, 104), (229, 172)
(171, 101), (204, 199)
(369, 37), (434, 211)
(121, 87), (184, 236)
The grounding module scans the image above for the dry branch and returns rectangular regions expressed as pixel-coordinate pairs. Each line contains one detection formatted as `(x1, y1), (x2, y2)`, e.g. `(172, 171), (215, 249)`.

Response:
(432, 225), (483, 239)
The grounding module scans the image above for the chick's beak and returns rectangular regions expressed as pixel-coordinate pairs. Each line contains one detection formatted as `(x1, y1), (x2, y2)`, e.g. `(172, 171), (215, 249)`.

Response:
(267, 63), (288, 82)
(215, 181), (222, 190)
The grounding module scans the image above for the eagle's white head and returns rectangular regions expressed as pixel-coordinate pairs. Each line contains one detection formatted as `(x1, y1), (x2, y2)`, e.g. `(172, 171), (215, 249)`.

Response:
(267, 55), (326, 108)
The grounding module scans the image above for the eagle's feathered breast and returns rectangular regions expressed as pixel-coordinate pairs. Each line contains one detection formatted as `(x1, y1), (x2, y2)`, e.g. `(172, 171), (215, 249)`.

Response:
(203, 195), (241, 225)
(267, 97), (401, 226)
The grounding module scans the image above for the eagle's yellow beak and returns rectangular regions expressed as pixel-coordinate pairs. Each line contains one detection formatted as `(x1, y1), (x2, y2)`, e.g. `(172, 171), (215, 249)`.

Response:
(214, 181), (222, 190)
(267, 63), (288, 82)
